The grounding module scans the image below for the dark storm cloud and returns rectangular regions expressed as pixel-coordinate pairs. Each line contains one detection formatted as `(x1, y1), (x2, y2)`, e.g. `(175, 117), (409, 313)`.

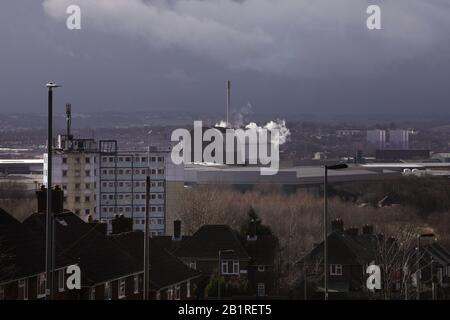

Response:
(0, 0), (449, 115)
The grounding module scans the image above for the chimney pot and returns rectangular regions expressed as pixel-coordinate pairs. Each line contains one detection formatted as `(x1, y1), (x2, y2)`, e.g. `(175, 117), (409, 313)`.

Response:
(362, 224), (374, 235)
(331, 218), (344, 232)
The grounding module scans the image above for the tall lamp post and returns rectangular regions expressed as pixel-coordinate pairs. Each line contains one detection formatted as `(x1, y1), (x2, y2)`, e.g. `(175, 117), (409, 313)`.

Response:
(416, 233), (435, 300)
(143, 130), (152, 300)
(218, 249), (234, 300)
(323, 163), (348, 300)
(45, 82), (61, 300)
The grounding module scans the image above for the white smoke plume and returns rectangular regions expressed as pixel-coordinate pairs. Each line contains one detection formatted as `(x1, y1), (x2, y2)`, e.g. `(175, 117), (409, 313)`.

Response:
(215, 118), (290, 145)
(245, 120), (290, 145)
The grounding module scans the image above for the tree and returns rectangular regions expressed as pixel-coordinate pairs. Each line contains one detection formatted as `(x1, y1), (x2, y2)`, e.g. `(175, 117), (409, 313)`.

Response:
(239, 206), (272, 238)
(372, 225), (424, 300)
(205, 273), (251, 298)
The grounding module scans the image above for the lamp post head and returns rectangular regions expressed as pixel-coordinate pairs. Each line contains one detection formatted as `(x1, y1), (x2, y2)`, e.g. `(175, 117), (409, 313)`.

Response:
(46, 82), (61, 89)
(326, 163), (348, 170)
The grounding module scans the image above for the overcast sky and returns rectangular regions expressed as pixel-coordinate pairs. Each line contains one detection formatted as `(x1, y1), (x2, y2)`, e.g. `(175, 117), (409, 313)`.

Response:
(0, 0), (449, 117)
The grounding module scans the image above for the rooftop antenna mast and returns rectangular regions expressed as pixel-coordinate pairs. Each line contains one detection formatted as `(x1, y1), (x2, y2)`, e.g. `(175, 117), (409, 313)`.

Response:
(226, 80), (231, 128)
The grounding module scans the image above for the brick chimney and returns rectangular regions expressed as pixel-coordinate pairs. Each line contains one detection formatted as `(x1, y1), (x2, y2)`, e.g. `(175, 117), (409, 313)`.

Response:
(247, 219), (257, 241)
(344, 227), (358, 237)
(362, 224), (374, 235)
(35, 185), (64, 214)
(173, 220), (182, 241)
(331, 218), (344, 232)
(111, 214), (133, 235)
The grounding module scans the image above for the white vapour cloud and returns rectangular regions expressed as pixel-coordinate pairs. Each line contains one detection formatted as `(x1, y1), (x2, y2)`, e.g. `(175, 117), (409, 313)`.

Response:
(43, 0), (450, 75)
(245, 120), (290, 145)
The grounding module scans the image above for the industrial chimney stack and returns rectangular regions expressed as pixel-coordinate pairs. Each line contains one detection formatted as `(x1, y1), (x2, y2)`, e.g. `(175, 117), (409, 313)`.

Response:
(226, 80), (231, 128)
(65, 103), (72, 141)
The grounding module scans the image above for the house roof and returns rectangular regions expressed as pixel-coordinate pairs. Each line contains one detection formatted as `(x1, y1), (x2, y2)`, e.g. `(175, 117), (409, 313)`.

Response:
(299, 231), (377, 266)
(23, 211), (142, 287)
(244, 235), (278, 266)
(174, 225), (250, 260)
(422, 242), (450, 266)
(0, 208), (74, 283)
(110, 232), (201, 289)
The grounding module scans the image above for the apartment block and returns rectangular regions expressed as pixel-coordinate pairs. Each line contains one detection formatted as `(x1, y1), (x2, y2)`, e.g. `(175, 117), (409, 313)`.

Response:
(43, 134), (98, 220)
(97, 140), (169, 235)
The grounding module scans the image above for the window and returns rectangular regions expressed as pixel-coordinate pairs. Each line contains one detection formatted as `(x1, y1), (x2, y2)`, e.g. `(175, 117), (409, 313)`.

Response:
(85, 183), (91, 189)
(119, 278), (126, 299)
(104, 282), (111, 300)
(58, 270), (65, 292)
(330, 264), (343, 276)
(134, 275), (139, 294)
(18, 279), (28, 300)
(62, 170), (67, 177)
(62, 157), (67, 164)
(221, 260), (239, 275)
(37, 273), (46, 298)
(75, 183), (80, 190)
(85, 196), (90, 202)
(85, 157), (90, 163)
(258, 265), (265, 272)
(257, 283), (266, 296)
(233, 261), (239, 274)
(175, 285), (181, 300)
(85, 209), (90, 215)
(75, 196), (81, 203)
(85, 170), (91, 177)
(0, 285), (4, 300)
(90, 287), (96, 300)
(76, 157), (80, 164)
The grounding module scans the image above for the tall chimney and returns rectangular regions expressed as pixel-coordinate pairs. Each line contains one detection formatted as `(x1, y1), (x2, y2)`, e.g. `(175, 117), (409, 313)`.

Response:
(173, 220), (182, 240)
(66, 103), (72, 139)
(226, 80), (231, 128)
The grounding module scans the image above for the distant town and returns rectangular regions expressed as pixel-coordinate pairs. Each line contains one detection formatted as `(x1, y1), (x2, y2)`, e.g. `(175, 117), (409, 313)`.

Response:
(2, 106), (450, 300)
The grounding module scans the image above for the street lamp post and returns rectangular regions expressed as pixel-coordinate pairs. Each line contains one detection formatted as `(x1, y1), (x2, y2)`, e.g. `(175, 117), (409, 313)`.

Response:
(45, 82), (60, 300)
(218, 249), (234, 300)
(416, 233), (435, 300)
(323, 163), (348, 301)
(143, 130), (152, 300)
